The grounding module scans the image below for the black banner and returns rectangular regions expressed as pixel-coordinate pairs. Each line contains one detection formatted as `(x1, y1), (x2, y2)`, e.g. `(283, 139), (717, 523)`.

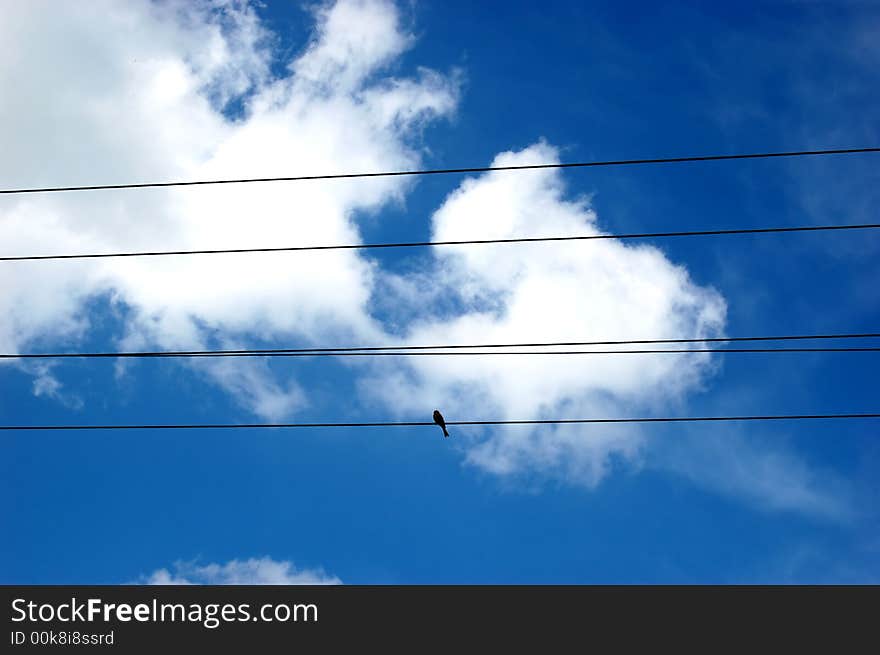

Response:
(2, 585), (876, 651)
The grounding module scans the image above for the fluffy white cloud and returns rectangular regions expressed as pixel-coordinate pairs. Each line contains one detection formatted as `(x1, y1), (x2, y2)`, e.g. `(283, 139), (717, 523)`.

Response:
(383, 143), (849, 515)
(367, 142), (726, 486)
(0, 0), (458, 419)
(144, 557), (340, 585)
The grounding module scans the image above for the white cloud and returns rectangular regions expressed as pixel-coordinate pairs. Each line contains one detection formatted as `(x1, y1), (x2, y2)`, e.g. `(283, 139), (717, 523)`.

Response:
(366, 142), (727, 487)
(291, 0), (413, 94)
(30, 363), (84, 411)
(144, 557), (341, 585)
(650, 423), (855, 521)
(0, 0), (458, 418)
(379, 143), (851, 515)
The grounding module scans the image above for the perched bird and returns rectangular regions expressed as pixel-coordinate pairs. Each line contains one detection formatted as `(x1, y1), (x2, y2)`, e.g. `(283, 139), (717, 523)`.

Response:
(432, 409), (449, 438)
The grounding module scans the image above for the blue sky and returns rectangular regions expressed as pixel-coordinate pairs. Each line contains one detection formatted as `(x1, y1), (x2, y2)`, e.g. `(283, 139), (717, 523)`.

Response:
(1, 0), (878, 584)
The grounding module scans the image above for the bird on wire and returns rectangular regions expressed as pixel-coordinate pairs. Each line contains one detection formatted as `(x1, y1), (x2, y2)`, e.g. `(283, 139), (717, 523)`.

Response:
(433, 410), (449, 438)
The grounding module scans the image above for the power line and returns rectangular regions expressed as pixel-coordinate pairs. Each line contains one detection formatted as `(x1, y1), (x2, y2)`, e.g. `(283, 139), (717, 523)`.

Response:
(2, 222), (879, 263)
(1, 147), (877, 196)
(3, 347), (880, 360)
(2, 413), (878, 431)
(4, 332), (878, 359)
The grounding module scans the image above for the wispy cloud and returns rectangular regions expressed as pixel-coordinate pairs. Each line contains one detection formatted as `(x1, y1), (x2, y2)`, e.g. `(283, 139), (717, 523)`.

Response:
(649, 424), (855, 522)
(30, 363), (84, 411)
(142, 557), (341, 585)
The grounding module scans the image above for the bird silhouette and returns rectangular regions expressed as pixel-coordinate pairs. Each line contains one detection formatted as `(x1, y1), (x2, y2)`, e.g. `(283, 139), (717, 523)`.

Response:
(432, 409), (449, 438)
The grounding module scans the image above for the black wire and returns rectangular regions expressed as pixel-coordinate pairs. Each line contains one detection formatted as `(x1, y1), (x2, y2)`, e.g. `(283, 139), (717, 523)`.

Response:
(3, 347), (880, 360)
(1, 147), (877, 196)
(2, 223), (878, 262)
(3, 332), (878, 359)
(2, 413), (878, 430)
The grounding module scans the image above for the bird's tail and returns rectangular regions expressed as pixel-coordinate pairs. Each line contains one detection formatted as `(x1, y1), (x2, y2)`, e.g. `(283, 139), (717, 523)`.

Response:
(442, 426), (449, 438)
